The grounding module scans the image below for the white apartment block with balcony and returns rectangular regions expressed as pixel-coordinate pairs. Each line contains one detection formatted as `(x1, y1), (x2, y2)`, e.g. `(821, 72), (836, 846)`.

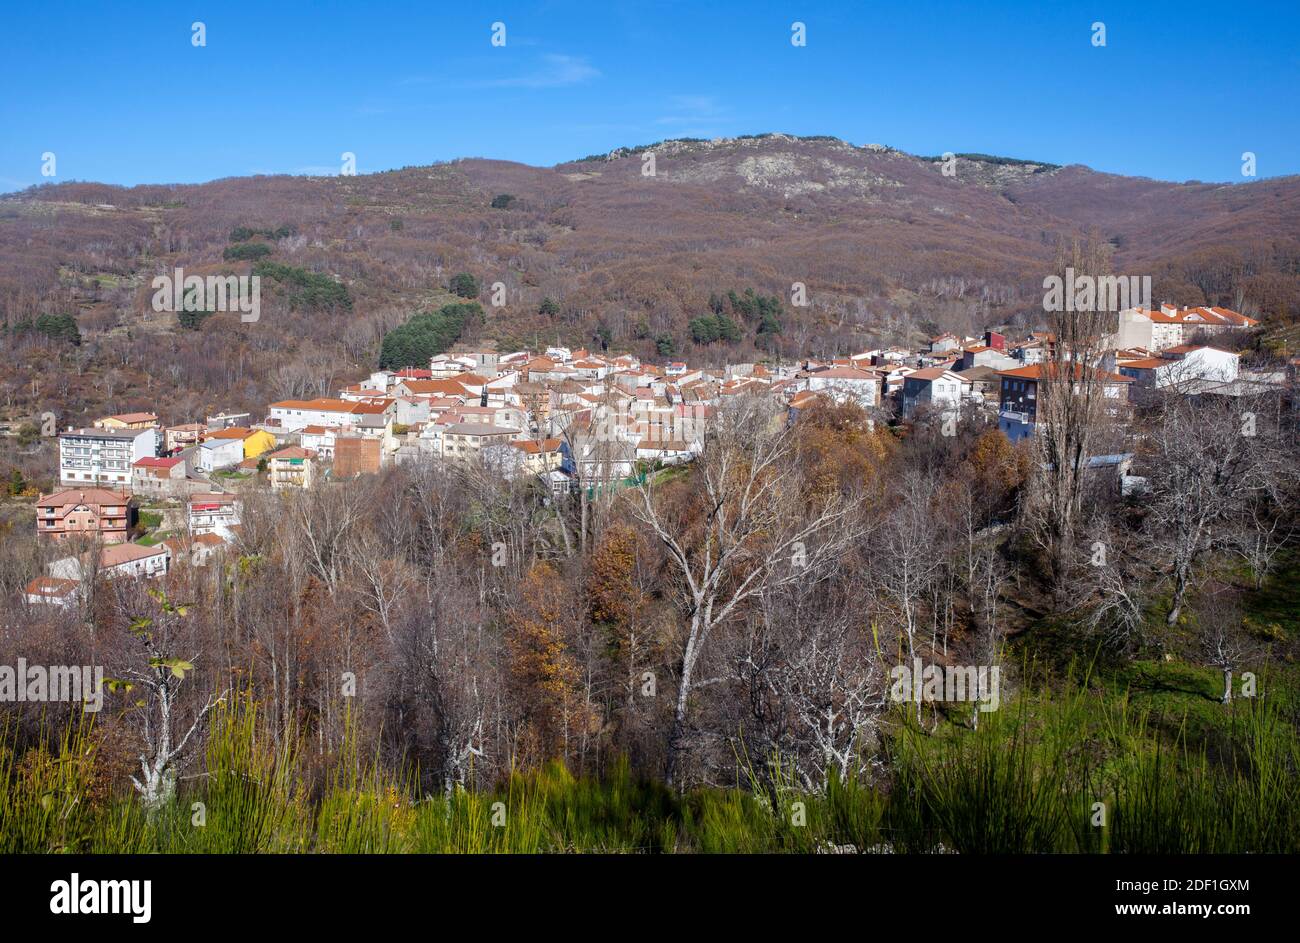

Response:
(58, 427), (159, 487)
(187, 493), (242, 537)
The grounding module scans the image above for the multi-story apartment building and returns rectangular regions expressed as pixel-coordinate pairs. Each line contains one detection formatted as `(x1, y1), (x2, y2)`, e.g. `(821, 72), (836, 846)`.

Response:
(1112, 305), (1260, 352)
(187, 493), (241, 536)
(35, 488), (135, 542)
(58, 427), (158, 487)
(268, 398), (395, 433)
(440, 423), (519, 460)
(268, 446), (318, 490)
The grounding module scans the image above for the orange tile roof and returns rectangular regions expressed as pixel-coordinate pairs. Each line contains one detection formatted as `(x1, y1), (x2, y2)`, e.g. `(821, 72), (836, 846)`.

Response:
(510, 438), (563, 454)
(999, 363), (1133, 383)
(812, 367), (880, 380)
(37, 488), (131, 508)
(399, 379), (472, 396)
(188, 492), (237, 505)
(25, 576), (79, 598)
(269, 398), (357, 412)
(906, 366), (960, 381)
(1139, 305), (1259, 327)
(101, 543), (167, 567)
(269, 446), (317, 460)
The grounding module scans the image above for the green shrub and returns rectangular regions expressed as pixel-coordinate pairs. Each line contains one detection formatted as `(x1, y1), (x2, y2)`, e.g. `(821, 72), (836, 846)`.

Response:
(222, 242), (273, 262)
(252, 261), (352, 312)
(449, 273), (480, 299)
(379, 302), (483, 369)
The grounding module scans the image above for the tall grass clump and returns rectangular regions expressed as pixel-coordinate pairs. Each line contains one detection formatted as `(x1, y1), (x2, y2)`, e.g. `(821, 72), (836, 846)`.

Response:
(0, 715), (148, 854)
(154, 696), (310, 853)
(1106, 695), (1300, 853)
(890, 687), (1097, 853)
(410, 770), (547, 853)
(315, 712), (416, 853)
(528, 758), (677, 852)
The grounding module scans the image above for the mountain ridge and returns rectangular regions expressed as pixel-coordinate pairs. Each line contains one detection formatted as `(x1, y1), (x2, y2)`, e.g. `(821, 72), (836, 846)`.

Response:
(1, 132), (1298, 427)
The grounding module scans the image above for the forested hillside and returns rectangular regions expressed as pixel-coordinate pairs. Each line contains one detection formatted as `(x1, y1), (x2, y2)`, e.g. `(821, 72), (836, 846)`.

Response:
(2, 133), (1299, 432)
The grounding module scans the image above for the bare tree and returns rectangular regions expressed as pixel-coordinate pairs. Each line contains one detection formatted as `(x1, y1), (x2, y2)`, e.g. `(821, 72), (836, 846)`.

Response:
(1025, 236), (1121, 588)
(284, 482), (366, 596)
(750, 581), (886, 791)
(109, 583), (226, 810)
(1197, 587), (1263, 704)
(1072, 523), (1150, 650)
(1146, 392), (1290, 625)
(870, 469), (943, 722)
(634, 395), (861, 785)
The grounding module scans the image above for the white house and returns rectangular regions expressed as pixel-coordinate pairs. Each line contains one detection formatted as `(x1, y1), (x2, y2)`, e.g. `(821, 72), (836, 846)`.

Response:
(50, 543), (170, 581)
(929, 334), (961, 354)
(957, 346), (1019, 372)
(299, 425), (337, 460)
(268, 397), (394, 433)
(805, 367), (883, 409)
(1118, 345), (1241, 391)
(197, 436), (244, 472)
(100, 543), (170, 579)
(901, 368), (967, 417)
(24, 576), (80, 608)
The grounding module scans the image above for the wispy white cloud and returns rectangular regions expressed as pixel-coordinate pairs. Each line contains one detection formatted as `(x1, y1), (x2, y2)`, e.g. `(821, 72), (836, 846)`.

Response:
(399, 53), (599, 92)
(655, 94), (728, 127)
(480, 54), (600, 89)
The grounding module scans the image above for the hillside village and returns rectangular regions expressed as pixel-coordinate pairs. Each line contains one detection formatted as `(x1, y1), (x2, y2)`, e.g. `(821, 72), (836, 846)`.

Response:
(7, 0), (1300, 868)
(22, 299), (1283, 605)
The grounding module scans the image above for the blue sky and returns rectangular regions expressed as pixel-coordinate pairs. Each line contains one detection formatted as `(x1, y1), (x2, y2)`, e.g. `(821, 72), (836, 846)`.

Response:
(1, 0), (1297, 192)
